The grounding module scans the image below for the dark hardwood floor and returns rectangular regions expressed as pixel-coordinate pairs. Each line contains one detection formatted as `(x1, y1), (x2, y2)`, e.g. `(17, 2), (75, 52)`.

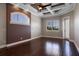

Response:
(0, 37), (79, 56)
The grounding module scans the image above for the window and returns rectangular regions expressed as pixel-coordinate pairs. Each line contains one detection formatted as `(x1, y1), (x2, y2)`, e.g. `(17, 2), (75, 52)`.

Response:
(10, 12), (30, 25)
(46, 20), (60, 31)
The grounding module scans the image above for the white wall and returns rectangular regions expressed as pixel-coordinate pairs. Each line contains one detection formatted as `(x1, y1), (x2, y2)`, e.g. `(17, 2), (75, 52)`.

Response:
(31, 14), (41, 38)
(61, 12), (74, 40)
(0, 4), (6, 46)
(74, 4), (79, 48)
(42, 16), (62, 38)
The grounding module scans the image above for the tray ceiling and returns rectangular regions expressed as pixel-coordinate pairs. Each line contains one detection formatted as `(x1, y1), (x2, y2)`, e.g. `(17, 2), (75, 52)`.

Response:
(13, 3), (76, 18)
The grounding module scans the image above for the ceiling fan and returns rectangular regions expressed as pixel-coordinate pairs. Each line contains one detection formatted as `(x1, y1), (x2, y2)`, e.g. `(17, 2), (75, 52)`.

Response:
(31, 3), (51, 11)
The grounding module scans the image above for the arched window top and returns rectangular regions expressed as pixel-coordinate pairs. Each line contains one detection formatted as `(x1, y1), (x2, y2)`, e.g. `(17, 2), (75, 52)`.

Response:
(10, 12), (30, 25)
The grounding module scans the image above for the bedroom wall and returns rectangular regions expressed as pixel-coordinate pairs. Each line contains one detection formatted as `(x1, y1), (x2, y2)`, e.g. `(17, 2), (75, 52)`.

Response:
(41, 16), (62, 38)
(0, 3), (42, 47)
(74, 4), (79, 48)
(31, 14), (41, 38)
(6, 4), (31, 44)
(0, 4), (6, 47)
(61, 11), (74, 40)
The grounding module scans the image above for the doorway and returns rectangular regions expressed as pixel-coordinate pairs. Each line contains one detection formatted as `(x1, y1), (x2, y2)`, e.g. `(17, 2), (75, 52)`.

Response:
(62, 16), (70, 39)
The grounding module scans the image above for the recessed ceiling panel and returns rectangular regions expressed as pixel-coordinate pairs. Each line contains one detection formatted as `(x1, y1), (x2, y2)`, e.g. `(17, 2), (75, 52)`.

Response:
(13, 3), (76, 17)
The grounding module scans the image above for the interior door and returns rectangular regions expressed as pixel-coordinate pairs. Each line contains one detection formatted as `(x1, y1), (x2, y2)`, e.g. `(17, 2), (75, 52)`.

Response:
(62, 16), (70, 39)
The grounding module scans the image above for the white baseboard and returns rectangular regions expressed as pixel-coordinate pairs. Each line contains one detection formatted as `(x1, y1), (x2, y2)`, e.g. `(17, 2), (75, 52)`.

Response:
(68, 39), (79, 53)
(0, 36), (41, 48)
(0, 45), (6, 49)
(42, 36), (64, 39)
(7, 36), (41, 47)
(73, 41), (79, 52)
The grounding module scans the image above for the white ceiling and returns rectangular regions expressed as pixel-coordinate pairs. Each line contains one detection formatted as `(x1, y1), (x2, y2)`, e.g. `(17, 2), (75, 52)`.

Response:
(13, 3), (76, 18)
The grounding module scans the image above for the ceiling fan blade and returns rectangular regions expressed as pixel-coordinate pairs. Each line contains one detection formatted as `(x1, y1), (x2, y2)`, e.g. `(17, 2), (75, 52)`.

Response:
(43, 3), (51, 7)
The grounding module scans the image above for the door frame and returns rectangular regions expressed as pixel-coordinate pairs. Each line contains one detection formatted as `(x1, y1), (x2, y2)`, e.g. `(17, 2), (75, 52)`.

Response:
(62, 16), (70, 39)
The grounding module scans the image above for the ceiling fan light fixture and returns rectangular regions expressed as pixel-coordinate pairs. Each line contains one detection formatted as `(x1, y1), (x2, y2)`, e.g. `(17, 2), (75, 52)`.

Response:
(37, 5), (43, 10)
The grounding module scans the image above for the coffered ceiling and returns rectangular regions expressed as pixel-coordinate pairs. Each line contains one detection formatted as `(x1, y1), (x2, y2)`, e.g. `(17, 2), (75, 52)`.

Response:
(13, 3), (76, 18)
